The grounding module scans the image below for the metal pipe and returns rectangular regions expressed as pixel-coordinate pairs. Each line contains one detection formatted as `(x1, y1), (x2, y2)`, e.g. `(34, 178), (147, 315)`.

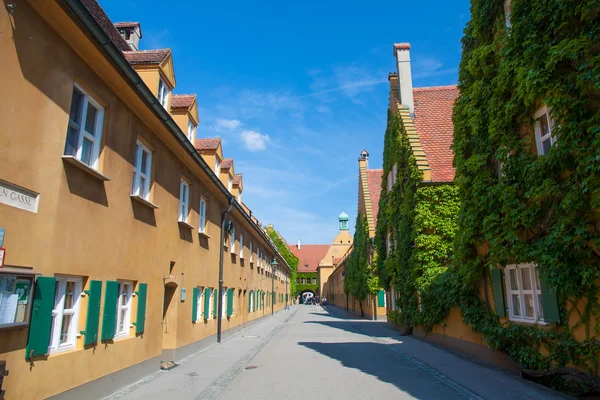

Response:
(217, 197), (234, 343)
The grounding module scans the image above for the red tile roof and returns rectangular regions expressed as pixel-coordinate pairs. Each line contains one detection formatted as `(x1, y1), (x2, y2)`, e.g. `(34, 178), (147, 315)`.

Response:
(233, 174), (242, 185)
(123, 49), (171, 64)
(366, 169), (383, 228)
(413, 85), (459, 183)
(194, 138), (221, 151)
(171, 94), (196, 109)
(393, 43), (411, 52)
(80, 0), (130, 52)
(221, 158), (233, 170)
(288, 244), (330, 273)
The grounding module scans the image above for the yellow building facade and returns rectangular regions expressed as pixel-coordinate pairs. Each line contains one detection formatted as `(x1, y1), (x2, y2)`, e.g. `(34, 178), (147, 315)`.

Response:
(0, 1), (290, 398)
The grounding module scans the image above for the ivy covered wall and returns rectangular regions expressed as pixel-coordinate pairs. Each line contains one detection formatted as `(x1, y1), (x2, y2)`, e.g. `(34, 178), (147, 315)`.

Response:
(265, 226), (298, 298)
(296, 271), (318, 296)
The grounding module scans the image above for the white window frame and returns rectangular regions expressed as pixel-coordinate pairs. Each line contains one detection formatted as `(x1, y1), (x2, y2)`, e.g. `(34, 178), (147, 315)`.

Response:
(187, 119), (196, 143)
(240, 234), (244, 259)
(196, 286), (204, 322)
(199, 197), (207, 234)
(49, 276), (83, 353)
(228, 175), (233, 192)
(534, 106), (557, 156)
(230, 226), (236, 253)
(505, 263), (545, 324)
(387, 171), (393, 192)
(250, 242), (253, 262)
(215, 158), (221, 175)
(65, 83), (105, 169)
(209, 288), (214, 319)
(221, 288), (228, 318)
(504, 0), (512, 28)
(115, 281), (133, 338)
(257, 248), (261, 266)
(179, 179), (190, 223)
(158, 78), (170, 109)
(132, 141), (152, 200)
(249, 291), (254, 312)
(312, 278), (317, 285)
(392, 163), (398, 185)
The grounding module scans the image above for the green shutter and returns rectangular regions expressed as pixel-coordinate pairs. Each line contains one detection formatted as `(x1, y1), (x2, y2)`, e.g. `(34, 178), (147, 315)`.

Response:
(203, 288), (210, 320)
(491, 269), (506, 317)
(135, 283), (147, 334)
(273, 292), (276, 305)
(248, 291), (252, 312)
(378, 290), (385, 307)
(213, 289), (218, 318)
(255, 289), (258, 310)
(192, 287), (199, 323)
(101, 281), (119, 341)
(25, 276), (56, 359)
(540, 277), (561, 324)
(83, 280), (102, 346)
(227, 288), (234, 317)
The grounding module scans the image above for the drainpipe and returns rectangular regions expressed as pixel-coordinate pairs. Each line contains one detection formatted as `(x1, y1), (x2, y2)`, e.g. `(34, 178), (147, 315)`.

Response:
(217, 196), (234, 343)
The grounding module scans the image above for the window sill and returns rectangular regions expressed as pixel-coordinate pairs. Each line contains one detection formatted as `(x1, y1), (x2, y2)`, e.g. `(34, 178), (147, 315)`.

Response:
(130, 194), (159, 209)
(62, 155), (110, 181)
(507, 316), (547, 325)
(198, 231), (211, 239)
(178, 220), (195, 230)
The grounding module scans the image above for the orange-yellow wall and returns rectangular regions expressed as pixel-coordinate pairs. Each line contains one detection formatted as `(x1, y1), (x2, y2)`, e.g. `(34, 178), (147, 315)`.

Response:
(0, 2), (289, 398)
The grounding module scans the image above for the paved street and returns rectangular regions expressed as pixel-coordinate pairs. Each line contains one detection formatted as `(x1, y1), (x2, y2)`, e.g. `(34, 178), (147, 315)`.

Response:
(109, 305), (568, 400)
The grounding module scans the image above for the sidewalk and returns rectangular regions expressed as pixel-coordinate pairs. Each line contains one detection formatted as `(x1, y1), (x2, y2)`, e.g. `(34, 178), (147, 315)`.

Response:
(326, 305), (570, 400)
(105, 306), (299, 400)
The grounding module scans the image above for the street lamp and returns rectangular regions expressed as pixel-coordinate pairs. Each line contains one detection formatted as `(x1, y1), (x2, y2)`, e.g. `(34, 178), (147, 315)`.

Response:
(271, 258), (278, 316)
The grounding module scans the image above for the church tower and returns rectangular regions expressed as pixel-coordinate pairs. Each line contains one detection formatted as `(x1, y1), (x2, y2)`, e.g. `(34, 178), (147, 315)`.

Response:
(339, 210), (349, 231)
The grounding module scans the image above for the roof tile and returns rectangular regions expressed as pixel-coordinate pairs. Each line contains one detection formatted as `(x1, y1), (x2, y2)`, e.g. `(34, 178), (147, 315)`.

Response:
(171, 94), (196, 109)
(232, 174), (242, 185)
(80, 0), (130, 51)
(221, 158), (233, 170)
(288, 245), (330, 273)
(366, 169), (383, 228)
(194, 138), (221, 151)
(123, 49), (171, 64)
(412, 85), (459, 183)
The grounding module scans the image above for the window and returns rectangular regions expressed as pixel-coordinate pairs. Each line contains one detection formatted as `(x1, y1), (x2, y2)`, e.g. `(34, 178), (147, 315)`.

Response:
(230, 226), (236, 253)
(392, 163), (398, 185)
(386, 233), (391, 255)
(312, 278), (317, 285)
(505, 264), (544, 323)
(534, 106), (556, 156)
(179, 180), (190, 222)
(504, 0), (512, 28)
(64, 84), (105, 169)
(115, 281), (133, 338)
(49, 277), (82, 353)
(158, 78), (170, 109)
(240, 234), (244, 259)
(187, 119), (196, 143)
(250, 242), (253, 262)
(132, 141), (152, 200)
(228, 175), (232, 192)
(199, 198), (207, 234)
(215, 158), (220, 175)
(221, 289), (227, 318)
(257, 248), (261, 266)
(196, 286), (204, 321)
(387, 171), (393, 192)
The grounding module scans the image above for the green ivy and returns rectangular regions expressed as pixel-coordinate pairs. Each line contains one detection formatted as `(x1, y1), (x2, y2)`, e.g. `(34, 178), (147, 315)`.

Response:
(296, 272), (318, 296)
(266, 226), (298, 298)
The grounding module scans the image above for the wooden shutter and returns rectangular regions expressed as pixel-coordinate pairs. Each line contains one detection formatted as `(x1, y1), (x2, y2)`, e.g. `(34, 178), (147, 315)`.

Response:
(491, 269), (506, 317)
(227, 288), (234, 317)
(101, 280), (119, 341)
(203, 288), (210, 319)
(540, 277), (560, 324)
(213, 289), (217, 318)
(377, 290), (385, 307)
(25, 276), (56, 359)
(135, 283), (147, 334)
(248, 291), (251, 312)
(192, 287), (199, 323)
(83, 280), (102, 346)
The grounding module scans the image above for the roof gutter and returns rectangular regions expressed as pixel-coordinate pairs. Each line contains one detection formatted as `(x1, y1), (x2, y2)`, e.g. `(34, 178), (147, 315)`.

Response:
(60, 0), (291, 273)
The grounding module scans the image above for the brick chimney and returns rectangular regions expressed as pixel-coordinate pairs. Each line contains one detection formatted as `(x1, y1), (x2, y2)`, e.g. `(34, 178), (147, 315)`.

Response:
(393, 43), (414, 115)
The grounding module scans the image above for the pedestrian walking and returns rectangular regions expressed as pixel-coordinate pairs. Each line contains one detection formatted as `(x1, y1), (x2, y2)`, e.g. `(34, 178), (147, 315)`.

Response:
(322, 297), (328, 310)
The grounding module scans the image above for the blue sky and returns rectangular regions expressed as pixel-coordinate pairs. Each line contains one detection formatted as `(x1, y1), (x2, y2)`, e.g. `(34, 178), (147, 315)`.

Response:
(101, 0), (470, 244)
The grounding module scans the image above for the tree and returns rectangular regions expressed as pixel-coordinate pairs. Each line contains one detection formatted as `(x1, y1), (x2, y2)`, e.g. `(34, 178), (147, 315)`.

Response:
(265, 225), (298, 299)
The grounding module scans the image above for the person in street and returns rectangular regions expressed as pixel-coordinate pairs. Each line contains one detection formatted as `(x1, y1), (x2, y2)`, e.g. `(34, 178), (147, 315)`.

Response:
(321, 297), (328, 310)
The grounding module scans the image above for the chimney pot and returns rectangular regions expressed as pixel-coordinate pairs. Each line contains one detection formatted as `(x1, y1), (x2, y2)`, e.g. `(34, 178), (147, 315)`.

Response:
(393, 43), (414, 115)
(297, 239), (301, 250)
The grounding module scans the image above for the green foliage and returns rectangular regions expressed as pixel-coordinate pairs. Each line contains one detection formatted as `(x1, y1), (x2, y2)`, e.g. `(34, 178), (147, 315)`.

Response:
(266, 226), (298, 298)
(451, 0), (600, 382)
(296, 272), (318, 296)
(345, 214), (376, 303)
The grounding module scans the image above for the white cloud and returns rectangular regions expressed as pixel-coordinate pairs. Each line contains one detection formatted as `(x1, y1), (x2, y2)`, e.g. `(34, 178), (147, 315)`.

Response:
(412, 56), (458, 80)
(215, 118), (241, 130)
(241, 130), (271, 151)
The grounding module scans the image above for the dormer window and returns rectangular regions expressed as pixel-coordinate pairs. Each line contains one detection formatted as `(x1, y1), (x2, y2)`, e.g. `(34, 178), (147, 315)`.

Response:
(215, 158), (220, 175)
(228, 175), (232, 192)
(158, 78), (170, 109)
(187, 119), (196, 142)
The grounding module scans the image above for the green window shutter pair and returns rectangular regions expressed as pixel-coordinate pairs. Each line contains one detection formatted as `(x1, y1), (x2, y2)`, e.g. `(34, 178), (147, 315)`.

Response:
(134, 283), (148, 334)
(101, 281), (119, 341)
(83, 280), (102, 346)
(25, 276), (56, 359)
(377, 290), (385, 307)
(203, 288), (211, 319)
(192, 287), (199, 323)
(213, 289), (218, 318)
(227, 288), (234, 317)
(490, 269), (506, 317)
(540, 277), (560, 324)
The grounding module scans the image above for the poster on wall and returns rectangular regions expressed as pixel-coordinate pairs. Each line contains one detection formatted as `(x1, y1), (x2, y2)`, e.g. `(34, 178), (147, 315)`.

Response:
(0, 293), (18, 324)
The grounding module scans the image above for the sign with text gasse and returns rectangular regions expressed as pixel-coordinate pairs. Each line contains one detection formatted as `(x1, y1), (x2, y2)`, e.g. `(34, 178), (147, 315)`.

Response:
(0, 248), (5, 268)
(0, 179), (40, 214)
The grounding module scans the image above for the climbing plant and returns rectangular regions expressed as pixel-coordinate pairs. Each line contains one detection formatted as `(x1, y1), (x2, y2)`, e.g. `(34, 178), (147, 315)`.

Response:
(266, 226), (298, 298)
(296, 272), (318, 296)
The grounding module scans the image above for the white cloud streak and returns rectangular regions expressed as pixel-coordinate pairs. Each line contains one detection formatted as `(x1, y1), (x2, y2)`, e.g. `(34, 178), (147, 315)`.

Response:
(241, 130), (271, 151)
